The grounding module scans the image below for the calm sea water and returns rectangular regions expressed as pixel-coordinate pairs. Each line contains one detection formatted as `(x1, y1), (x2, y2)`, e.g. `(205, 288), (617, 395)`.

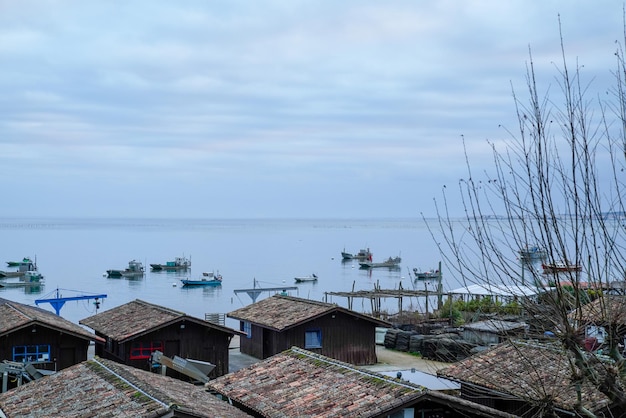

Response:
(0, 218), (450, 329)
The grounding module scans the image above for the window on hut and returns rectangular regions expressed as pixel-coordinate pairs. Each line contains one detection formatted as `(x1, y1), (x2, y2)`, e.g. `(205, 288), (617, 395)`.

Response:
(129, 341), (164, 360)
(13, 345), (50, 362)
(241, 321), (252, 339)
(305, 329), (322, 349)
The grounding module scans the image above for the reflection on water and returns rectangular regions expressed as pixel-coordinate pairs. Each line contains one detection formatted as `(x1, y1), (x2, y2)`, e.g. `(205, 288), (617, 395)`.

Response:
(180, 285), (223, 298)
(0, 283), (45, 295)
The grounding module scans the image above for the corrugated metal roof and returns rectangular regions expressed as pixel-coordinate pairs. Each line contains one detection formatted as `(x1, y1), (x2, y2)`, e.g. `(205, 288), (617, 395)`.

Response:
(448, 283), (540, 297)
(463, 319), (528, 333)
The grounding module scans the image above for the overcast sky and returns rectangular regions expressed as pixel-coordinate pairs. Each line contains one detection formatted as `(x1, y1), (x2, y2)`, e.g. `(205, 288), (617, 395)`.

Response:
(0, 1), (622, 219)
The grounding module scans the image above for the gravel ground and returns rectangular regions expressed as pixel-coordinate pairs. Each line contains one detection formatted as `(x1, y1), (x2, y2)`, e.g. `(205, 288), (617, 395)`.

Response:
(363, 345), (450, 374)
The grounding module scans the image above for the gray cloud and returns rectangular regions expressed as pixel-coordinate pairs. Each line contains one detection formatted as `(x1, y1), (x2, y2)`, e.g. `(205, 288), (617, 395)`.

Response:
(0, 0), (622, 218)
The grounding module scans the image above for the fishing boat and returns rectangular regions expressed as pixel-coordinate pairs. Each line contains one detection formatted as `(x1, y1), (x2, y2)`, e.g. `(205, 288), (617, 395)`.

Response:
(6, 257), (33, 267)
(294, 274), (318, 283)
(181, 271), (222, 286)
(341, 248), (373, 261)
(542, 262), (582, 273)
(23, 270), (44, 281)
(360, 256), (401, 269)
(0, 270), (26, 278)
(107, 260), (145, 278)
(0, 257), (40, 278)
(518, 246), (547, 261)
(150, 256), (191, 271)
(413, 268), (440, 280)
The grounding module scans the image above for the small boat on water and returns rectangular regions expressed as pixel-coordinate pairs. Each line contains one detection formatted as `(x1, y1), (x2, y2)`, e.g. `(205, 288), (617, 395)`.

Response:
(519, 246), (547, 261)
(0, 270), (26, 278)
(360, 256), (401, 269)
(413, 268), (440, 280)
(341, 248), (373, 261)
(542, 262), (582, 273)
(107, 260), (145, 278)
(0, 257), (40, 278)
(151, 256), (191, 271)
(294, 274), (318, 283)
(23, 270), (44, 281)
(6, 257), (33, 267)
(181, 271), (222, 287)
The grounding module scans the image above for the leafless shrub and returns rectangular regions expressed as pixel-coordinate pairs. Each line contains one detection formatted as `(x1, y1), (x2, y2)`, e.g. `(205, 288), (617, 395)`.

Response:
(428, 15), (626, 415)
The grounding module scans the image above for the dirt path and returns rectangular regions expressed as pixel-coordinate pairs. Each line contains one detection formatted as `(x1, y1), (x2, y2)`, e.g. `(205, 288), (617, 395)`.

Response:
(363, 345), (450, 374)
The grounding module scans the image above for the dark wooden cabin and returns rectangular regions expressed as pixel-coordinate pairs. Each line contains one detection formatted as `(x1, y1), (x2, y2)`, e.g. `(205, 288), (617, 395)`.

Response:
(227, 295), (390, 365)
(80, 299), (240, 379)
(0, 298), (103, 376)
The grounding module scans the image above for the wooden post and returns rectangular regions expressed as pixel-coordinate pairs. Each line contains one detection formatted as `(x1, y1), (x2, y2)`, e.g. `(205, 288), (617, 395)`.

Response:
(437, 261), (443, 310)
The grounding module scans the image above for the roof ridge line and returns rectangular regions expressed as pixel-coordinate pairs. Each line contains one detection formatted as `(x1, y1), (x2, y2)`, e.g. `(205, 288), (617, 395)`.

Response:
(92, 357), (171, 409)
(134, 299), (186, 316)
(276, 295), (336, 308)
(5, 301), (33, 321)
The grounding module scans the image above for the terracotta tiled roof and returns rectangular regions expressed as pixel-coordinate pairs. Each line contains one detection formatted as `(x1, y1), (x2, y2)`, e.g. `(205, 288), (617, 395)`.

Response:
(437, 341), (610, 413)
(207, 346), (425, 417)
(227, 295), (391, 331)
(0, 357), (251, 417)
(0, 298), (102, 342)
(80, 299), (237, 342)
(569, 295), (626, 325)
